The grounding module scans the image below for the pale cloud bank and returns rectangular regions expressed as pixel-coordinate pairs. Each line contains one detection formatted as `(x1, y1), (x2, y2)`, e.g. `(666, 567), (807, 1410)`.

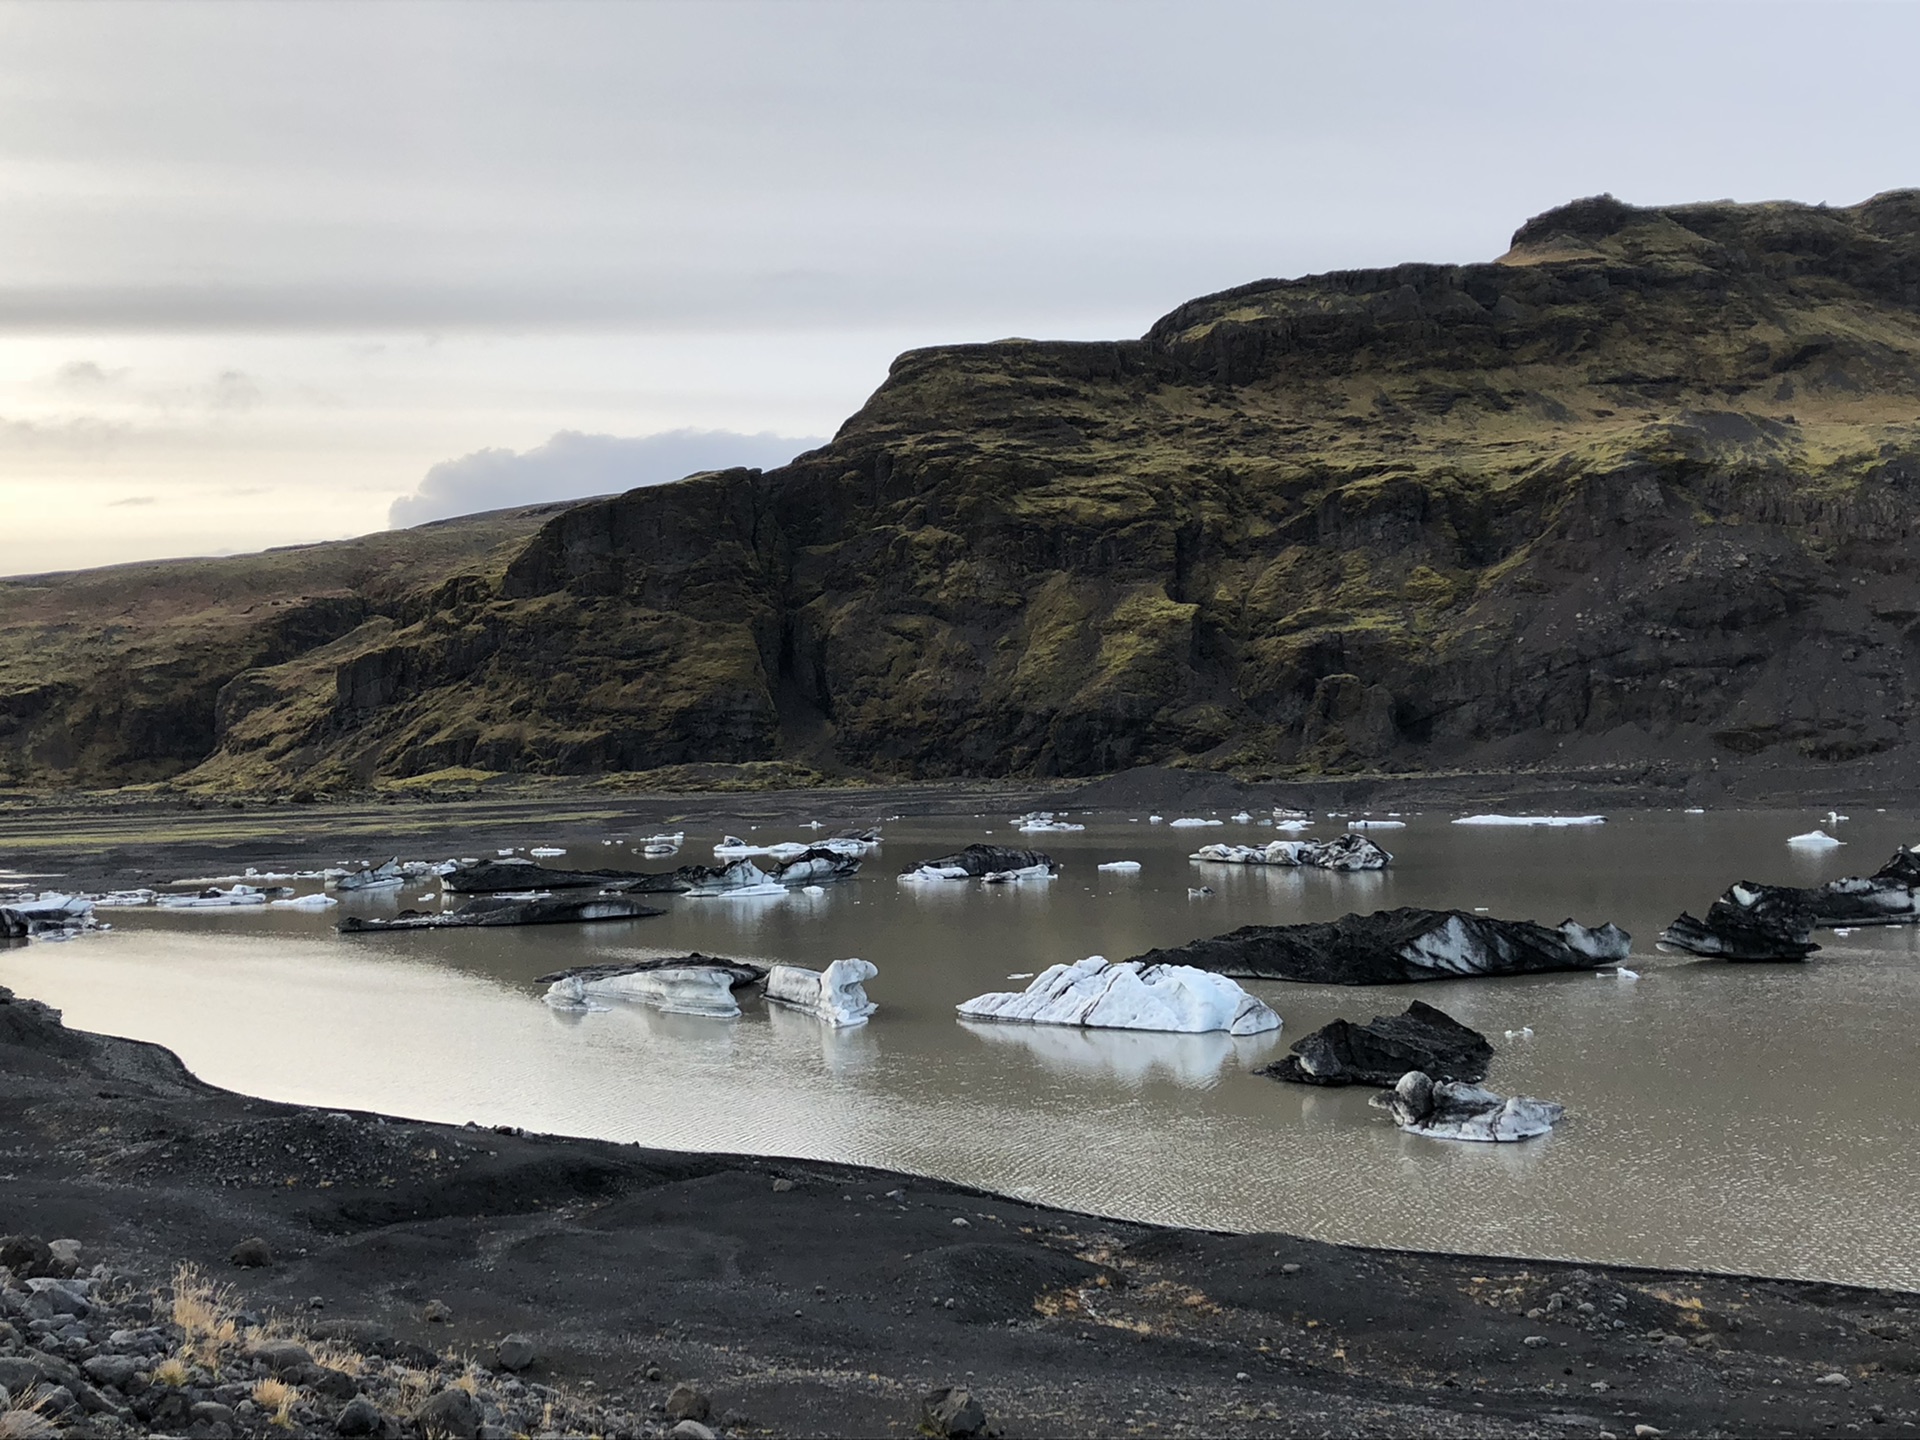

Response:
(388, 428), (825, 528)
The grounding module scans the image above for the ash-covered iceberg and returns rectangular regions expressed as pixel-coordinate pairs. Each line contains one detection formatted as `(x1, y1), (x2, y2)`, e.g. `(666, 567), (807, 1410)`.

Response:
(1133, 907), (1629, 985)
(0, 893), (99, 940)
(957, 957), (1280, 1036)
(1190, 833), (1391, 871)
(539, 956), (767, 1016)
(764, 958), (879, 1026)
(1371, 1070), (1563, 1143)
(340, 894), (664, 931)
(331, 859), (406, 893)
(900, 844), (1055, 882)
(1657, 847), (1920, 960)
(1261, 1001), (1492, 1087)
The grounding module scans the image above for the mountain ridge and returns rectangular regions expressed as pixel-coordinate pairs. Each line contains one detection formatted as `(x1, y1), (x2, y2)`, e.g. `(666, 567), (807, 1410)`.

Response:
(7, 189), (1920, 793)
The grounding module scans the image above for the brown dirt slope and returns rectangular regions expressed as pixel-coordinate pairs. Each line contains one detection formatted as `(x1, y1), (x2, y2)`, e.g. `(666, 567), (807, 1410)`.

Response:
(10, 191), (1920, 793)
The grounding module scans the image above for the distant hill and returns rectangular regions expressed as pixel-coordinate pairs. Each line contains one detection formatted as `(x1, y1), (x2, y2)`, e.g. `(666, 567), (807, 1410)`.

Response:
(9, 191), (1920, 794)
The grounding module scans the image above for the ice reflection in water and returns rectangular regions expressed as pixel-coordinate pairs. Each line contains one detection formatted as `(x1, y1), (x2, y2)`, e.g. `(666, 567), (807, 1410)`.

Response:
(5, 808), (1920, 1288)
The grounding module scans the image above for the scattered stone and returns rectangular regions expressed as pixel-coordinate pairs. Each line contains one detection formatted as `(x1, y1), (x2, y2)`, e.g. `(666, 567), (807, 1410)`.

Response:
(496, 1334), (538, 1372)
(1634, 1427), (1665, 1438)
(191, 1399), (237, 1427)
(45, 1240), (81, 1273)
(951, 1217), (970, 1228)
(1815, 1371), (1853, 1388)
(1524, 1335), (1550, 1348)
(1280, 1263), (1301, 1275)
(669, 1424), (716, 1440)
(312, 1365), (359, 1399)
(0, 1235), (55, 1280)
(922, 1384), (987, 1439)
(81, 1353), (139, 1389)
(644, 1365), (663, 1383)
(422, 1299), (453, 1323)
(771, 1178), (795, 1193)
(415, 1385), (484, 1439)
(228, 1237), (274, 1268)
(35, 1383), (76, 1414)
(335, 1395), (383, 1436)
(248, 1338), (315, 1374)
(665, 1383), (711, 1422)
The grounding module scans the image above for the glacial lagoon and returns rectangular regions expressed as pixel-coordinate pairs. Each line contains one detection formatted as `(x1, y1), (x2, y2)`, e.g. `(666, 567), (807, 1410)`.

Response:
(5, 808), (1918, 1289)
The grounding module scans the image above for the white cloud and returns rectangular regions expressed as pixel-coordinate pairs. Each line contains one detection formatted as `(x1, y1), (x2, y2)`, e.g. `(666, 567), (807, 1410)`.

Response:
(388, 428), (824, 528)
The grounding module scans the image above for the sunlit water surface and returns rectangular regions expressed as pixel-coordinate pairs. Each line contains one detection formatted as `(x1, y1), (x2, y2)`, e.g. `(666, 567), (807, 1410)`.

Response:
(5, 809), (1918, 1289)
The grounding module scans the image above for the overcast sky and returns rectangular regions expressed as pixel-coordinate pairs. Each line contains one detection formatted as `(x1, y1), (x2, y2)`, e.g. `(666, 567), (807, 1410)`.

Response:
(2, 0), (1916, 576)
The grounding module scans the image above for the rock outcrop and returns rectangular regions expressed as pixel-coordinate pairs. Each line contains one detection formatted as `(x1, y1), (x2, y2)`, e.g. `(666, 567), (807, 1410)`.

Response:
(10, 193), (1920, 792)
(1134, 907), (1630, 985)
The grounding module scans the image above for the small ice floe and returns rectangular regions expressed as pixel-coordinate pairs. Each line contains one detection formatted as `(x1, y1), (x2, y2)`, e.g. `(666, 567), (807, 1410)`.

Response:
(1169, 817), (1224, 829)
(1473, 906), (1490, 912)
(1014, 811), (1086, 833)
(268, 893), (338, 910)
(529, 846), (566, 858)
(1684, 807), (1707, 815)
(803, 884), (826, 895)
(1274, 807), (1308, 821)
(332, 860), (406, 893)
(1787, 829), (1843, 849)
(898, 845), (1054, 884)
(1504, 1026), (1535, 1040)
(1347, 820), (1406, 830)
(957, 956), (1280, 1035)
(981, 865), (1054, 885)
(1452, 815), (1606, 827)
(764, 958), (878, 1026)
(1833, 926), (1854, 936)
(1273, 819), (1314, 832)
(1097, 860), (1142, 873)
(1231, 811), (1253, 824)
(1188, 886), (1214, 898)
(91, 889), (157, 908)
(541, 958), (765, 1017)
(414, 892), (435, 901)
(1148, 815), (1164, 824)
(1598, 966), (1640, 980)
(1827, 811), (1850, 826)
(157, 885), (271, 910)
(1007, 972), (1035, 980)
(1372, 1071), (1564, 1142)
(497, 848), (517, 856)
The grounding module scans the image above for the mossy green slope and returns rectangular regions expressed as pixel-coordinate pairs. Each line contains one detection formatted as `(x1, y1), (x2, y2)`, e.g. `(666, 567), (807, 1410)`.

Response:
(11, 191), (1920, 791)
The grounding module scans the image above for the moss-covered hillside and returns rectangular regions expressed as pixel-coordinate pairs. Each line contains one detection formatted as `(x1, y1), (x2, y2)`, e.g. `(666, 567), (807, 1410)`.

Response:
(11, 191), (1920, 792)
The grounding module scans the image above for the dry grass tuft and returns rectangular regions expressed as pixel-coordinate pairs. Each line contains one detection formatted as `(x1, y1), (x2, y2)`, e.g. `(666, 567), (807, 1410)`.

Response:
(151, 1356), (191, 1388)
(251, 1377), (298, 1428)
(171, 1263), (241, 1371)
(0, 1387), (60, 1440)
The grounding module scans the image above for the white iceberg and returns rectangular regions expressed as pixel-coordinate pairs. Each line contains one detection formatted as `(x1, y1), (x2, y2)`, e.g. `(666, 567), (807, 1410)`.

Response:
(1148, 814), (1164, 823)
(956, 956), (1281, 1036)
(1373, 1071), (1563, 1143)
(981, 864), (1054, 884)
(1168, 817), (1224, 829)
(543, 965), (743, 1017)
(1788, 829), (1844, 849)
(764, 958), (879, 1027)
(1348, 820), (1406, 830)
(529, 846), (566, 858)
(1231, 811), (1253, 824)
(269, 893), (339, 910)
(1452, 815), (1606, 827)
(1014, 811), (1085, 833)
(157, 885), (271, 910)
(91, 889), (157, 908)
(1096, 860), (1142, 873)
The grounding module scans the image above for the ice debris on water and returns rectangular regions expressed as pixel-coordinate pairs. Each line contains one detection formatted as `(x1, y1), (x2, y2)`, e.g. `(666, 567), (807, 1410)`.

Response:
(1372, 1070), (1564, 1142)
(1452, 814), (1606, 827)
(529, 846), (566, 858)
(1169, 817), (1225, 828)
(1231, 811), (1253, 823)
(1348, 820), (1406, 830)
(0, 892), (101, 940)
(1191, 833), (1391, 871)
(1599, 967), (1641, 980)
(1504, 1026), (1535, 1040)
(1014, 811), (1085, 832)
(157, 885), (271, 910)
(268, 893), (338, 910)
(1787, 829), (1843, 849)
(1096, 860), (1142, 873)
(957, 956), (1281, 1035)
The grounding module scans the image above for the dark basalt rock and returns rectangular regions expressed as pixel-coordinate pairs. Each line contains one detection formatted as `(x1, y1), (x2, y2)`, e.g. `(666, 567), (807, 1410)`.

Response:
(339, 894), (664, 932)
(900, 844), (1055, 878)
(1135, 907), (1630, 985)
(1260, 1001), (1493, 1086)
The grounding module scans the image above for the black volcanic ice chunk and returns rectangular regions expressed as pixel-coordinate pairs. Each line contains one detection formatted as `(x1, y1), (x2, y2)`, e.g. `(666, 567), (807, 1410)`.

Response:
(1260, 1000), (1494, 1087)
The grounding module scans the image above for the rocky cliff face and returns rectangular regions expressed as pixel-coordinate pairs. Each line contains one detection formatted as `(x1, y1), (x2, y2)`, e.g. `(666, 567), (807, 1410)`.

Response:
(9, 191), (1920, 792)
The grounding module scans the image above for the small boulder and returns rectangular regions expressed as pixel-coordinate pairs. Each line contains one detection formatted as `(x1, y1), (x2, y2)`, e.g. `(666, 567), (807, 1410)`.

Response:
(665, 1383), (711, 1422)
(336, 1395), (384, 1437)
(414, 1386), (482, 1439)
(922, 1385), (987, 1439)
(422, 1299), (453, 1324)
(45, 1240), (82, 1275)
(670, 1422), (717, 1440)
(312, 1366), (359, 1399)
(191, 1400), (237, 1428)
(229, 1237), (274, 1268)
(494, 1334), (538, 1372)
(771, 1178), (795, 1193)
(1815, 1371), (1852, 1389)
(0, 1235), (55, 1280)
(249, 1339), (315, 1375)
(82, 1353), (140, 1389)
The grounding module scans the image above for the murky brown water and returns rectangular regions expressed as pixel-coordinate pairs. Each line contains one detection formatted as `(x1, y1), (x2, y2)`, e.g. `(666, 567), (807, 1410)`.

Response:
(5, 808), (1917, 1288)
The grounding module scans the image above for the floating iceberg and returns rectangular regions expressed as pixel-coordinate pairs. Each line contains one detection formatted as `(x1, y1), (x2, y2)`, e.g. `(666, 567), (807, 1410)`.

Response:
(1014, 811), (1085, 833)
(956, 956), (1281, 1036)
(91, 889), (157, 908)
(1787, 829), (1843, 849)
(982, 864), (1054, 885)
(341, 894), (663, 931)
(269, 893), (338, 910)
(1657, 847), (1920, 960)
(332, 860), (406, 893)
(541, 956), (765, 1016)
(529, 846), (567, 858)
(1231, 811), (1253, 824)
(0, 893), (99, 940)
(899, 845), (1055, 883)
(1372, 1070), (1564, 1143)
(1190, 833), (1392, 872)
(1168, 817), (1224, 829)
(157, 885), (271, 910)
(1347, 820), (1406, 830)
(1452, 815), (1605, 828)
(764, 958), (879, 1026)
(1261, 1001), (1491, 1087)
(1137, 906), (1630, 985)
(1096, 860), (1142, 873)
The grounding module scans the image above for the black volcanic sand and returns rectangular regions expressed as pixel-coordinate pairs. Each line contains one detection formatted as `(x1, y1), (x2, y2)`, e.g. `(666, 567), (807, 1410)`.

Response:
(1, 990), (1916, 1438)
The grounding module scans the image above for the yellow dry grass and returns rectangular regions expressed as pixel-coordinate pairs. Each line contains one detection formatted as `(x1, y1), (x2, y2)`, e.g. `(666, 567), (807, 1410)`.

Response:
(171, 1263), (241, 1372)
